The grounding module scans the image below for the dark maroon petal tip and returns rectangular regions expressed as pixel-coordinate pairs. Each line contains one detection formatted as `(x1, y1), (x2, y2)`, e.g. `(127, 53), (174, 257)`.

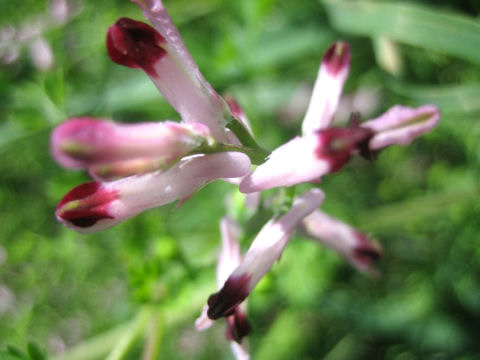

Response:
(315, 126), (374, 172)
(226, 309), (252, 344)
(56, 181), (117, 229)
(322, 42), (350, 76)
(207, 274), (251, 320)
(352, 232), (381, 266)
(106, 17), (166, 77)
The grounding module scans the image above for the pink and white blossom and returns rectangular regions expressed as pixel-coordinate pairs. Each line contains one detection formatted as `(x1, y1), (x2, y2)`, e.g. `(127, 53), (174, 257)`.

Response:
(107, 7), (228, 141)
(302, 210), (382, 274)
(196, 217), (251, 357)
(51, 117), (212, 170)
(56, 152), (251, 233)
(301, 42), (350, 135)
(239, 127), (372, 193)
(362, 105), (441, 150)
(207, 189), (325, 319)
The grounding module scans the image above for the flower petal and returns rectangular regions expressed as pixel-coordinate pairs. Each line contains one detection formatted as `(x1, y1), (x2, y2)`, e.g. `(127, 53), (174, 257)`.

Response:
(56, 152), (251, 233)
(302, 210), (382, 274)
(207, 188), (325, 319)
(362, 105), (440, 150)
(239, 127), (372, 193)
(51, 117), (212, 169)
(302, 42), (350, 135)
(108, 7), (228, 141)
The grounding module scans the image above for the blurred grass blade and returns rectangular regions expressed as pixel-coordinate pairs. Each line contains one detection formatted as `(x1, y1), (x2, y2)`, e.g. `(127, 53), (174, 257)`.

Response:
(357, 183), (478, 231)
(322, 0), (480, 64)
(388, 82), (480, 116)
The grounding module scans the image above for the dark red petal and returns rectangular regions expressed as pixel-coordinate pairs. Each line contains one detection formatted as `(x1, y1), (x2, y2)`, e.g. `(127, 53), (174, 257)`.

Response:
(322, 42), (350, 76)
(315, 127), (374, 172)
(57, 181), (118, 229)
(226, 309), (252, 344)
(207, 274), (251, 320)
(57, 181), (101, 209)
(106, 17), (166, 77)
(352, 232), (381, 266)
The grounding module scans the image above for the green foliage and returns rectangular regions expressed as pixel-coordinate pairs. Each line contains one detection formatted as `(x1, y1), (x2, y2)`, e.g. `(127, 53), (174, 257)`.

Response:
(1, 0), (479, 359)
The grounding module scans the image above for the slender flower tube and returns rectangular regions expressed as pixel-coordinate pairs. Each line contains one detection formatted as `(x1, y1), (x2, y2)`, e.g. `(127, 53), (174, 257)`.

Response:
(56, 152), (251, 233)
(51, 117), (212, 169)
(196, 218), (251, 353)
(207, 188), (325, 319)
(239, 126), (373, 193)
(302, 42), (350, 135)
(362, 105), (440, 150)
(89, 157), (172, 181)
(301, 210), (382, 274)
(107, 5), (228, 141)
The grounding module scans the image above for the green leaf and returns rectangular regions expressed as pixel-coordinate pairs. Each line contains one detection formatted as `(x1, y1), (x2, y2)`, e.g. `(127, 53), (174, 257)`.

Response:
(6, 346), (28, 360)
(26, 343), (46, 360)
(322, 0), (480, 64)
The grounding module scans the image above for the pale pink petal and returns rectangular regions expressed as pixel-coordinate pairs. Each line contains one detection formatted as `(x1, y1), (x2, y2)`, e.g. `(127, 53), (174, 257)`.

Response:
(302, 210), (381, 274)
(88, 157), (170, 181)
(230, 341), (250, 360)
(239, 127), (372, 193)
(302, 42), (350, 135)
(362, 105), (440, 150)
(51, 117), (212, 169)
(196, 217), (251, 344)
(217, 217), (243, 287)
(207, 188), (325, 319)
(107, 10), (228, 141)
(56, 152), (251, 233)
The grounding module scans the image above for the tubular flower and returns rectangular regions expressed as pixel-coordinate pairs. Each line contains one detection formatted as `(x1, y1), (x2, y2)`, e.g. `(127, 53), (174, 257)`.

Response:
(51, 117), (213, 170)
(56, 152), (250, 233)
(301, 210), (382, 274)
(107, 5), (229, 141)
(207, 189), (325, 320)
(302, 42), (350, 135)
(239, 41), (440, 193)
(196, 217), (251, 359)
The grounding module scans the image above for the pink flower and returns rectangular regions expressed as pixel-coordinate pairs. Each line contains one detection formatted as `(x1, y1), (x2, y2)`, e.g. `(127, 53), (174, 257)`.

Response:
(51, 117), (212, 170)
(301, 210), (382, 274)
(56, 152), (250, 233)
(239, 42), (440, 193)
(107, 4), (229, 141)
(196, 218), (251, 359)
(207, 189), (325, 319)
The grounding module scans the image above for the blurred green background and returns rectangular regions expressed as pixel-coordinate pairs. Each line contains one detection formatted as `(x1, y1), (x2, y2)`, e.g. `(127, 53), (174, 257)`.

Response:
(1, 0), (480, 359)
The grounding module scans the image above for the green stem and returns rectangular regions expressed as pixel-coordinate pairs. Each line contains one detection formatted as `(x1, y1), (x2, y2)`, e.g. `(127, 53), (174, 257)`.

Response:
(141, 310), (164, 360)
(201, 142), (269, 165)
(105, 307), (152, 360)
(225, 118), (270, 164)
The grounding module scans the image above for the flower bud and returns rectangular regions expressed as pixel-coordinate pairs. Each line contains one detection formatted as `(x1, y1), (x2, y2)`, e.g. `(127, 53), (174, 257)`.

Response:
(107, 9), (228, 141)
(51, 117), (212, 170)
(56, 152), (251, 233)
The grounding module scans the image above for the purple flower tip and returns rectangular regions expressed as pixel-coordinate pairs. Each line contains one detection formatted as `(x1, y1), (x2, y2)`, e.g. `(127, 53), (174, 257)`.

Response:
(322, 41), (350, 76)
(226, 309), (252, 344)
(207, 274), (251, 320)
(56, 181), (117, 229)
(107, 17), (166, 76)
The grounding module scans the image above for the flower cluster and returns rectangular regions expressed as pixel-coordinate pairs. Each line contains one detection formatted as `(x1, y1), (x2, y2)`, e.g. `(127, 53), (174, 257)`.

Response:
(51, 0), (440, 358)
